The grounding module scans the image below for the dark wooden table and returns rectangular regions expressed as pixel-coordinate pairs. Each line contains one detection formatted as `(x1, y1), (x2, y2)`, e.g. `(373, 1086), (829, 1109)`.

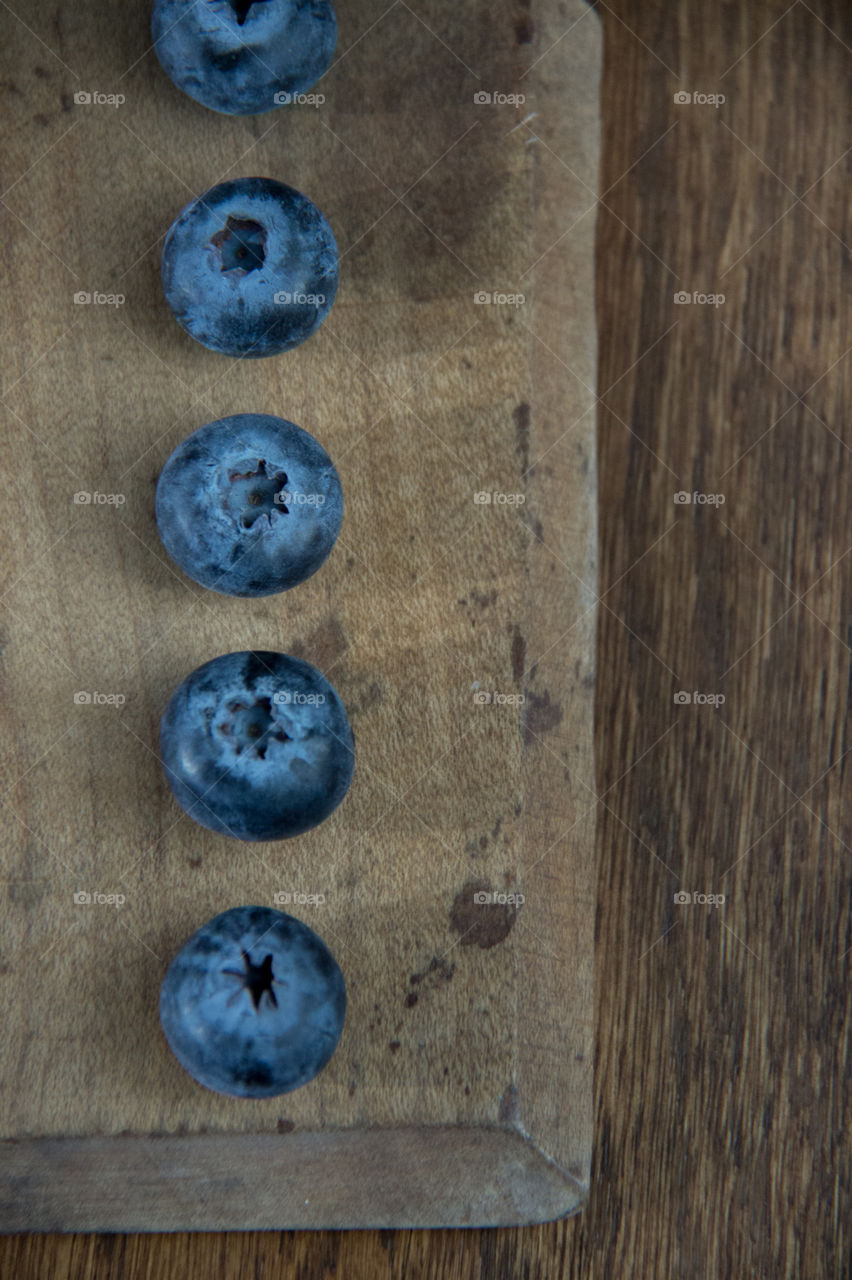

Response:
(2, 0), (849, 1274)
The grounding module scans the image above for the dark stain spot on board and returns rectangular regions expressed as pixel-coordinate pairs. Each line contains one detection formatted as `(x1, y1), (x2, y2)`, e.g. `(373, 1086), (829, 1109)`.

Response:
(34, 113), (50, 127)
(405, 991), (418, 1008)
(188, 856), (202, 869)
(510, 624), (525, 683)
(513, 402), (530, 474)
(348, 678), (383, 716)
(61, 90), (74, 111)
(290, 616), (347, 671)
(410, 956), (455, 989)
(450, 879), (519, 949)
(479, 835), (488, 851)
(9, 881), (46, 910)
(276, 1118), (295, 1134)
(34, 66), (48, 78)
(499, 1083), (519, 1122)
(514, 12), (534, 43)
(389, 1040), (401, 1053)
(470, 589), (497, 609)
(522, 689), (563, 744)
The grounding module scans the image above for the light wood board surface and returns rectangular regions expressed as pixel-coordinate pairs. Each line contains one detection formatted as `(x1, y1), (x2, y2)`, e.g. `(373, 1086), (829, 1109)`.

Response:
(0, 0), (600, 1232)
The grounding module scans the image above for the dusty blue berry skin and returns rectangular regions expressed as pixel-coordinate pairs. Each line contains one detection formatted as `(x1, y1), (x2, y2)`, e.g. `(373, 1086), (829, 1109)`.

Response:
(160, 650), (355, 841)
(155, 413), (342, 597)
(151, 0), (337, 117)
(161, 177), (338, 358)
(160, 905), (346, 1098)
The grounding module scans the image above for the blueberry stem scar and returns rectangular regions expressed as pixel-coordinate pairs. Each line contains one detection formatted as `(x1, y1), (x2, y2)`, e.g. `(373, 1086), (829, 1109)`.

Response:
(228, 0), (271, 25)
(226, 458), (288, 528)
(222, 949), (279, 1010)
(210, 216), (267, 274)
(217, 695), (290, 760)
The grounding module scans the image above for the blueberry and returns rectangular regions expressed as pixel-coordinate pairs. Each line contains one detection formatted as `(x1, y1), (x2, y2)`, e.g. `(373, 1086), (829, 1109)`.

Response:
(160, 650), (354, 840)
(155, 413), (342, 597)
(151, 0), (337, 116)
(160, 905), (346, 1097)
(161, 177), (338, 358)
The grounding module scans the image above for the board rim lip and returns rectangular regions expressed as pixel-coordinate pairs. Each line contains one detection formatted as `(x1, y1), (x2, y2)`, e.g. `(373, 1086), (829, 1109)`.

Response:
(0, 1124), (588, 1232)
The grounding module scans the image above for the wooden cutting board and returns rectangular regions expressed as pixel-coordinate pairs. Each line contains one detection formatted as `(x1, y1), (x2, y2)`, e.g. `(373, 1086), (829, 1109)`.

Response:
(0, 0), (600, 1229)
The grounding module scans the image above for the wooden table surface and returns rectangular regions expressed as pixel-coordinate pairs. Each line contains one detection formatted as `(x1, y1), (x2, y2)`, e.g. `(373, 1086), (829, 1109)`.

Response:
(2, 0), (849, 1275)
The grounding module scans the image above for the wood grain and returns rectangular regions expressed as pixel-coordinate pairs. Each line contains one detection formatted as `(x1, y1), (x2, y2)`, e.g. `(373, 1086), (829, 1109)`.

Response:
(0, 0), (599, 1236)
(2, 0), (850, 1274)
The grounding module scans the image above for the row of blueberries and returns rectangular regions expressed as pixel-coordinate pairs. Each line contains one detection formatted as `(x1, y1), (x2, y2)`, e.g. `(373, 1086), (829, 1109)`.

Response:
(150, 4), (347, 1097)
